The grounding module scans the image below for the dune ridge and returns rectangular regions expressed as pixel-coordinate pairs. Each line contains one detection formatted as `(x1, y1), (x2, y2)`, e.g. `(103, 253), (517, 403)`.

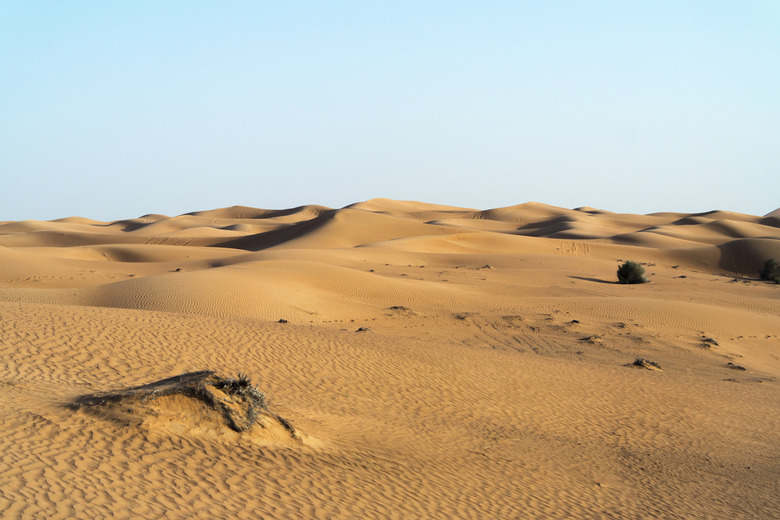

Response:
(0, 199), (778, 519)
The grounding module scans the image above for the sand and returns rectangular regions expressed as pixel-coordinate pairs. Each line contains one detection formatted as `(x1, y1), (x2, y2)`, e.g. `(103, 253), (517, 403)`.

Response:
(0, 199), (778, 519)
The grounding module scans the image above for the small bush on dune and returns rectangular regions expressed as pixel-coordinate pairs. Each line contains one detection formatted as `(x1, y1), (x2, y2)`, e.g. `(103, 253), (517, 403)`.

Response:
(759, 258), (780, 284)
(617, 261), (648, 284)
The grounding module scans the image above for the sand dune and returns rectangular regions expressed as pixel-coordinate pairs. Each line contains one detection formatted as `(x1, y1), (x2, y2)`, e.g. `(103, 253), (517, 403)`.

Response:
(216, 208), (460, 251)
(1, 199), (778, 519)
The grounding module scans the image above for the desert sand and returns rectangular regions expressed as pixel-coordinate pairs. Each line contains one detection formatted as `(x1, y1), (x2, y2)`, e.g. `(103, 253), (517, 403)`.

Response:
(0, 199), (778, 519)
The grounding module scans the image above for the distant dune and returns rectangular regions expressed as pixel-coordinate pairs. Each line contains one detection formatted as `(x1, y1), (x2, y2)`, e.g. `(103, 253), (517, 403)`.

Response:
(1, 199), (778, 519)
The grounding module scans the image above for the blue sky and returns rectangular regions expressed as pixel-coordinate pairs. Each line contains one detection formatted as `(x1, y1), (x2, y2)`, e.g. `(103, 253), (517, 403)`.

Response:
(1, 1), (778, 221)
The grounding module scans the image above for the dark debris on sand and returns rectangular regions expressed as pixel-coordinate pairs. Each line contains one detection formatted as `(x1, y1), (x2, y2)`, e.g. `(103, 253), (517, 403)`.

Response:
(69, 371), (295, 435)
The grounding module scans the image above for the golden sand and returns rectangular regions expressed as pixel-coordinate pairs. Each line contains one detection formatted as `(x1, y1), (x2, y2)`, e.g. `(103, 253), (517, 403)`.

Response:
(1, 199), (778, 518)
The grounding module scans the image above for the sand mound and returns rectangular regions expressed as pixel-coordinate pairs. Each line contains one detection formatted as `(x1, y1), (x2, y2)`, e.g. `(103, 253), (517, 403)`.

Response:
(473, 201), (575, 224)
(759, 215), (780, 229)
(70, 371), (300, 445)
(717, 238), (780, 274)
(186, 204), (330, 220)
(689, 210), (760, 223)
(217, 208), (455, 251)
(345, 198), (474, 220)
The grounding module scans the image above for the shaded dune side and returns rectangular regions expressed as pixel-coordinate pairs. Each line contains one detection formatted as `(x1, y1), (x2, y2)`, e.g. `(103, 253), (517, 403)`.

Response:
(0, 206), (335, 247)
(510, 212), (681, 240)
(213, 210), (339, 250)
(759, 215), (780, 228)
(215, 208), (458, 251)
(645, 219), (779, 243)
(608, 231), (706, 249)
(115, 209), (330, 237)
(106, 214), (171, 232)
(516, 217), (630, 240)
(717, 238), (780, 274)
(425, 218), (519, 232)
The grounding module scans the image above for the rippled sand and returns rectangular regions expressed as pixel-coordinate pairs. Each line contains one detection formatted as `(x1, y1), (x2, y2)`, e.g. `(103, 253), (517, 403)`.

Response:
(1, 199), (778, 518)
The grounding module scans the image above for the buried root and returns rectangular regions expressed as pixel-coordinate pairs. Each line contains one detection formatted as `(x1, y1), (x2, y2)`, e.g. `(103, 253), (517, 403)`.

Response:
(69, 371), (296, 436)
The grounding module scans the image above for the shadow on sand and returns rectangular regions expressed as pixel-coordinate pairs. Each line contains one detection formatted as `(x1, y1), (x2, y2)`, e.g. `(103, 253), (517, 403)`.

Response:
(569, 276), (616, 284)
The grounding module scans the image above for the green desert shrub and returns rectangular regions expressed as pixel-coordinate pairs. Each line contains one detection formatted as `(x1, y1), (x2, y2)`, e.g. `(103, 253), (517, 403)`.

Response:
(617, 260), (648, 284)
(759, 258), (780, 284)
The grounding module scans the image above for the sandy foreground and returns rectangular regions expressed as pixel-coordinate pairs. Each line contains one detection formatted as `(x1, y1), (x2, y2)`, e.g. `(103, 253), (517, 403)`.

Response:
(0, 199), (778, 519)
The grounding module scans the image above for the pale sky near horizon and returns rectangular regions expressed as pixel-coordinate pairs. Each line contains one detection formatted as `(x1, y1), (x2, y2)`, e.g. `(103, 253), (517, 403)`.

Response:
(1, 1), (778, 221)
